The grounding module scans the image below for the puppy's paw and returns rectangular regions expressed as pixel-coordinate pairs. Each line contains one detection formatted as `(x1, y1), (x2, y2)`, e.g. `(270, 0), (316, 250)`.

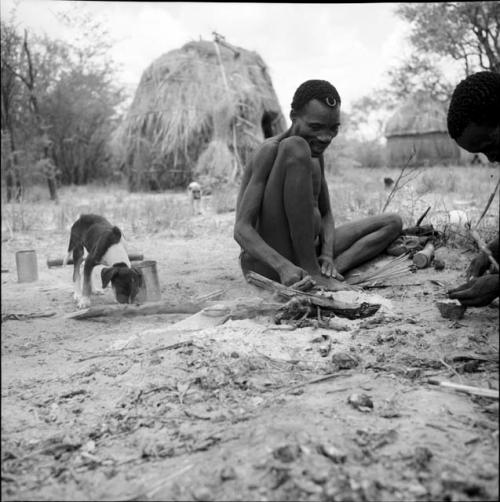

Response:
(77, 296), (91, 309)
(73, 291), (81, 302)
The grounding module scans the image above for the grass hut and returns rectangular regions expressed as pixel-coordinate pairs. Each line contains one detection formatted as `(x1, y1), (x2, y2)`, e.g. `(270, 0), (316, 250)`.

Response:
(384, 91), (466, 168)
(113, 37), (286, 191)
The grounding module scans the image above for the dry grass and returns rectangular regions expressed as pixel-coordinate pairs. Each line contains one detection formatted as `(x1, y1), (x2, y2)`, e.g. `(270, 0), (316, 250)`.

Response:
(113, 40), (285, 190)
(327, 165), (498, 230)
(2, 165), (498, 250)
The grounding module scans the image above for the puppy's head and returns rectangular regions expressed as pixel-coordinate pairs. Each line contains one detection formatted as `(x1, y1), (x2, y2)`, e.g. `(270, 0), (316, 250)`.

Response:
(101, 263), (143, 304)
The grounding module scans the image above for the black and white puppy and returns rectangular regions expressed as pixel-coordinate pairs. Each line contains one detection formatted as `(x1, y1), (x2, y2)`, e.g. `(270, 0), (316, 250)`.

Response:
(64, 214), (142, 309)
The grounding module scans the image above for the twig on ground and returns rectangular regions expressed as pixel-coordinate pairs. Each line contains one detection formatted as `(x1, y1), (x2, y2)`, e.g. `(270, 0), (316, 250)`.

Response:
(149, 340), (194, 354)
(66, 301), (203, 320)
(182, 407), (212, 420)
(267, 372), (353, 403)
(76, 340), (195, 362)
(427, 378), (499, 399)
(194, 289), (226, 302)
(2, 312), (56, 322)
(77, 352), (126, 363)
(438, 357), (464, 384)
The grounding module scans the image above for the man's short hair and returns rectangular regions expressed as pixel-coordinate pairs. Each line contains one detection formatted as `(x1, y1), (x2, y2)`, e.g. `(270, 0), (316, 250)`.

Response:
(447, 71), (500, 139)
(291, 79), (341, 113)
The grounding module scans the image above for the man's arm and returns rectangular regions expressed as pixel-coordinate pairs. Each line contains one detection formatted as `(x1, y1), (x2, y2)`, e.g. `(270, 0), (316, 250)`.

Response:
(317, 158), (343, 280)
(448, 274), (499, 307)
(466, 236), (500, 279)
(448, 235), (499, 307)
(234, 141), (307, 284)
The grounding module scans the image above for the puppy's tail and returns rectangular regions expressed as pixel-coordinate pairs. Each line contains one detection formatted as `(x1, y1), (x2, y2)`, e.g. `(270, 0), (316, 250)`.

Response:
(64, 233), (79, 266)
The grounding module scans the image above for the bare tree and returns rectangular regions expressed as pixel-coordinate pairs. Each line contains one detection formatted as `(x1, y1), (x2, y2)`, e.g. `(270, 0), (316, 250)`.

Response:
(1, 18), (24, 201)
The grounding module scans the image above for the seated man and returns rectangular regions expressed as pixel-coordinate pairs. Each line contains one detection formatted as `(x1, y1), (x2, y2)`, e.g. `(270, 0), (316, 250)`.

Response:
(446, 70), (500, 307)
(234, 79), (402, 289)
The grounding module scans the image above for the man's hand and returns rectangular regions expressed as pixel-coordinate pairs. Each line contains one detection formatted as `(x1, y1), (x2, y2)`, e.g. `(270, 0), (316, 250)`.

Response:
(448, 274), (499, 307)
(279, 263), (311, 287)
(466, 251), (490, 280)
(318, 254), (344, 280)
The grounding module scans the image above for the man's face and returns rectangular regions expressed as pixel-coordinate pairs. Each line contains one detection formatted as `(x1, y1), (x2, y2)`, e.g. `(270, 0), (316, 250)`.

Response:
(455, 122), (500, 162)
(290, 99), (341, 157)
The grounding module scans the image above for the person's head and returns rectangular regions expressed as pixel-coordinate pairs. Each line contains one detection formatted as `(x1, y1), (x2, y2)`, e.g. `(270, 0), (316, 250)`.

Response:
(290, 79), (341, 157)
(447, 71), (500, 162)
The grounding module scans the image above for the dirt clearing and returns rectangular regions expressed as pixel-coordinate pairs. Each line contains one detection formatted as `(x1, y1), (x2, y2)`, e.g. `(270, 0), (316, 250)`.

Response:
(1, 181), (499, 501)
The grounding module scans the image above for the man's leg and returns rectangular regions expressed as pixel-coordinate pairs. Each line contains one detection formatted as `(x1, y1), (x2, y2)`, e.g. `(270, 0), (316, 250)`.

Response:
(332, 214), (402, 274)
(242, 137), (321, 282)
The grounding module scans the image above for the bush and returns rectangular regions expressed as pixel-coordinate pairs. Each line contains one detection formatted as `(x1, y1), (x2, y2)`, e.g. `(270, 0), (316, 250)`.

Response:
(325, 137), (386, 170)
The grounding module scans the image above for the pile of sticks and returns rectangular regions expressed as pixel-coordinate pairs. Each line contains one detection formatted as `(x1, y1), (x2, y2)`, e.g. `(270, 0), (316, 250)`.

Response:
(246, 271), (381, 320)
(346, 254), (415, 287)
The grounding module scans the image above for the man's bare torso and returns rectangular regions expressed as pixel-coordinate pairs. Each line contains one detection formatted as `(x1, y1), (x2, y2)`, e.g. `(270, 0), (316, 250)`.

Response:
(238, 133), (324, 240)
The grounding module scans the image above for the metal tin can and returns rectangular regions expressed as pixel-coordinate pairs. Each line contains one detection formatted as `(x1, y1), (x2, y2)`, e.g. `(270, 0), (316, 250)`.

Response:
(134, 260), (161, 303)
(16, 250), (39, 283)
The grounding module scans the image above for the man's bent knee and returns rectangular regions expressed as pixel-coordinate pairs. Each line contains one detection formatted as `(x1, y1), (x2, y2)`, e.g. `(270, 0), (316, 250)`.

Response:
(278, 136), (312, 165)
(386, 213), (403, 237)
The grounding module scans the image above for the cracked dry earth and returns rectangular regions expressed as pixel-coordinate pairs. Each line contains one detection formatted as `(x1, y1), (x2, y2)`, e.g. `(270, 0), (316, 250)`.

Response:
(1, 212), (499, 501)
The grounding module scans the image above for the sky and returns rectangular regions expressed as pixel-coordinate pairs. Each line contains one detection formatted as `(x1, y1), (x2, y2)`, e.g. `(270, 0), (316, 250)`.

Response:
(1, 1), (413, 126)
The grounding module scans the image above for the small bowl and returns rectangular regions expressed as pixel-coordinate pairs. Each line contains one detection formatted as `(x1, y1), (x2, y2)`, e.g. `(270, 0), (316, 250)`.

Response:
(436, 299), (466, 320)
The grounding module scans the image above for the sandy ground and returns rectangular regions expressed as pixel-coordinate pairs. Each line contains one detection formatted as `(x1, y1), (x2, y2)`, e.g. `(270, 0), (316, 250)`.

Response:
(1, 210), (499, 501)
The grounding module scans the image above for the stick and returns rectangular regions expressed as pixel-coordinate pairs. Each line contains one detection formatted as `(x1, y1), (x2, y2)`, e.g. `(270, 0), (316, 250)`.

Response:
(66, 301), (203, 320)
(415, 206), (431, 227)
(381, 148), (417, 212)
(363, 282), (423, 289)
(76, 341), (196, 363)
(469, 228), (499, 272)
(47, 253), (144, 268)
(246, 271), (364, 311)
(346, 255), (410, 285)
(267, 372), (352, 403)
(427, 378), (498, 399)
(2, 312), (57, 321)
(474, 178), (499, 228)
(149, 340), (194, 354)
(194, 289), (226, 302)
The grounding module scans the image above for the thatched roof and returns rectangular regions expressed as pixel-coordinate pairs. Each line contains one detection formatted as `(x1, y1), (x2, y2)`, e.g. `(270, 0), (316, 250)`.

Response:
(113, 39), (286, 190)
(384, 91), (448, 138)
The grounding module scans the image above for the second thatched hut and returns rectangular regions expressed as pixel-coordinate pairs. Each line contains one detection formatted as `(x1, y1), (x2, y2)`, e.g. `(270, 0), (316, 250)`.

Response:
(384, 91), (470, 168)
(113, 37), (286, 190)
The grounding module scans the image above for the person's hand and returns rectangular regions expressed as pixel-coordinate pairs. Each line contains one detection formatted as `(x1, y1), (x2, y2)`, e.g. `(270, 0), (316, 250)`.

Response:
(279, 263), (311, 287)
(448, 274), (499, 307)
(318, 255), (344, 280)
(466, 251), (490, 280)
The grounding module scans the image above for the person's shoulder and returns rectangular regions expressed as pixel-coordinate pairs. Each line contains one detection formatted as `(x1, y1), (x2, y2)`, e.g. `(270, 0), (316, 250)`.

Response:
(260, 135), (282, 149)
(256, 130), (291, 153)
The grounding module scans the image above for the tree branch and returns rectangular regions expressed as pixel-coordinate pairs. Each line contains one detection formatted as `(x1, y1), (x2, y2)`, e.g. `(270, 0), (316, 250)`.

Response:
(1, 59), (30, 88)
